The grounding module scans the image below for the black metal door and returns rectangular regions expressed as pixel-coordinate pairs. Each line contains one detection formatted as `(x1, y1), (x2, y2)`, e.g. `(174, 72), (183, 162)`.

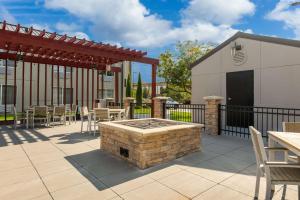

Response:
(226, 70), (254, 127)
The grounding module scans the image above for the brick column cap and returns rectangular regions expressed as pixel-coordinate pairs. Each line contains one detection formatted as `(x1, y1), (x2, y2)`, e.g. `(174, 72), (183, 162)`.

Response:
(105, 98), (115, 101)
(153, 96), (169, 101)
(203, 96), (224, 101)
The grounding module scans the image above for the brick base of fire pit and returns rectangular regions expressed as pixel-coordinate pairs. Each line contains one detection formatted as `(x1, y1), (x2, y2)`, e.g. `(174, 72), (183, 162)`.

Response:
(100, 118), (203, 169)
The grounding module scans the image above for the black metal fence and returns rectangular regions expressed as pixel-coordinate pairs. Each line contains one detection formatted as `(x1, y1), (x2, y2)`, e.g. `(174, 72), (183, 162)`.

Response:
(129, 103), (152, 119)
(164, 104), (205, 124)
(219, 105), (300, 138)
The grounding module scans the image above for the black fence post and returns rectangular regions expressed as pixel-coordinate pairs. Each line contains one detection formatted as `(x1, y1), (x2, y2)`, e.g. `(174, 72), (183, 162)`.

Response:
(130, 103), (134, 119)
(162, 103), (166, 119)
(218, 104), (221, 135)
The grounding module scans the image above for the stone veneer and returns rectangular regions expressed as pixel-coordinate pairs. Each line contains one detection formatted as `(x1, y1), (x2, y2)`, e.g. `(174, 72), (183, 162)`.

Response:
(203, 96), (223, 136)
(100, 118), (203, 169)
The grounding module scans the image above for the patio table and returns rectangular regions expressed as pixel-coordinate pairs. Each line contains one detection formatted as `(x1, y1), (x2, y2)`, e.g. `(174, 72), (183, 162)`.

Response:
(268, 131), (300, 162)
(109, 108), (125, 120)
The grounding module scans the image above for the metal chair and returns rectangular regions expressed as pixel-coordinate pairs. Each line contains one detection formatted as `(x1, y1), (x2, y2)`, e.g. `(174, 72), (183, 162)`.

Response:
(91, 108), (112, 135)
(122, 106), (130, 120)
(282, 122), (300, 163)
(249, 126), (300, 200)
(52, 106), (66, 126)
(66, 104), (77, 124)
(13, 106), (27, 129)
(80, 106), (91, 133)
(32, 106), (50, 128)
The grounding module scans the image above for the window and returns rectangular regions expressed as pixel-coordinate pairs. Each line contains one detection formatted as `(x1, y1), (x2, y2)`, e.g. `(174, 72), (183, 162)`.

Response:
(65, 88), (73, 104)
(52, 87), (73, 104)
(0, 85), (16, 105)
(98, 89), (114, 99)
(0, 59), (15, 75)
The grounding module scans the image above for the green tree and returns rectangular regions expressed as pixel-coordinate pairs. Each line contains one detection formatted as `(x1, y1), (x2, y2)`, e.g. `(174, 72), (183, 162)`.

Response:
(143, 87), (149, 99)
(126, 73), (131, 97)
(136, 73), (143, 106)
(158, 41), (214, 102)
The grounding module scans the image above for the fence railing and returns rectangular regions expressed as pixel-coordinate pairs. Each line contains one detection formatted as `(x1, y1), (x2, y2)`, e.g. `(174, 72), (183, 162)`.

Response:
(219, 105), (300, 138)
(129, 103), (152, 119)
(164, 103), (205, 124)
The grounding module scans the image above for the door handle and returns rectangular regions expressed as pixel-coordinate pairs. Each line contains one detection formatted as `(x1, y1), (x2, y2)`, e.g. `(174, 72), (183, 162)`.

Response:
(228, 97), (232, 101)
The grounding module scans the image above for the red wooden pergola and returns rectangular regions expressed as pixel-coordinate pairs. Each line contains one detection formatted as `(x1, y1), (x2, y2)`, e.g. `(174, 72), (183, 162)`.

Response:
(0, 21), (158, 119)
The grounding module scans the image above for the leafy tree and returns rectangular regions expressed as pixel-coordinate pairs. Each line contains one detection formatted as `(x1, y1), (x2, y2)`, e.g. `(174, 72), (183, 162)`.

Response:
(143, 87), (149, 99)
(136, 73), (143, 106)
(158, 41), (214, 102)
(126, 73), (131, 97)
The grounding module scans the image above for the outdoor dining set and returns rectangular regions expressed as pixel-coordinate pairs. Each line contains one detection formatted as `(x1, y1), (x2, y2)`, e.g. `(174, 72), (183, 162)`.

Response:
(11, 104), (130, 135)
(249, 122), (300, 200)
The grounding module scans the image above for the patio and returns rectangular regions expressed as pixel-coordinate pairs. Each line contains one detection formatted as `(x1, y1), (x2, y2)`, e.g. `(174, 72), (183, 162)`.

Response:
(0, 124), (298, 200)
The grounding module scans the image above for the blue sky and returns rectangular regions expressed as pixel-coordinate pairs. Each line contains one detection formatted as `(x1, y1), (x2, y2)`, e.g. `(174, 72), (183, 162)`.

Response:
(0, 0), (299, 82)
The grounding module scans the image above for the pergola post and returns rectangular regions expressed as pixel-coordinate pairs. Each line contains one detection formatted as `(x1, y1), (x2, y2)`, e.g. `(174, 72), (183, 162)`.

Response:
(115, 72), (119, 103)
(151, 64), (157, 98)
(151, 64), (157, 117)
(37, 63), (40, 105)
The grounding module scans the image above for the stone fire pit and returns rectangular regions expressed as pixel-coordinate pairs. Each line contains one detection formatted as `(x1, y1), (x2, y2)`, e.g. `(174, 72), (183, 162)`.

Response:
(100, 118), (203, 169)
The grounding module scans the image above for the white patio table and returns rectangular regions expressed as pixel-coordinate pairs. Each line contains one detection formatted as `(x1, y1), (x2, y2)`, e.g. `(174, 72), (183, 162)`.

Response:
(268, 131), (300, 162)
(109, 108), (125, 120)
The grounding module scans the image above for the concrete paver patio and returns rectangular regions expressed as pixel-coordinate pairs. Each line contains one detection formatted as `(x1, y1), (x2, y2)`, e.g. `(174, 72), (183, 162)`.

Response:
(0, 123), (298, 200)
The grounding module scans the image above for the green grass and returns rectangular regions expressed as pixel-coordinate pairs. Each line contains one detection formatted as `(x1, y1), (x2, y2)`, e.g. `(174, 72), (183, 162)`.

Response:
(134, 107), (151, 115)
(0, 114), (15, 121)
(170, 111), (192, 122)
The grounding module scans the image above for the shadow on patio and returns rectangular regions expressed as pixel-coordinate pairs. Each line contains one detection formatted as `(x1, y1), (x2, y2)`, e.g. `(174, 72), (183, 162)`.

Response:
(62, 135), (264, 196)
(0, 125), (49, 147)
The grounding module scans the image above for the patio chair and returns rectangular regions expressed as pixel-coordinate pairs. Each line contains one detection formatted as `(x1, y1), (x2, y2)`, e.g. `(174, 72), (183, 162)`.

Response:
(91, 108), (112, 135)
(80, 106), (91, 133)
(282, 122), (300, 163)
(249, 126), (300, 200)
(121, 106), (130, 120)
(13, 106), (27, 129)
(32, 106), (50, 128)
(51, 106), (66, 126)
(66, 104), (78, 125)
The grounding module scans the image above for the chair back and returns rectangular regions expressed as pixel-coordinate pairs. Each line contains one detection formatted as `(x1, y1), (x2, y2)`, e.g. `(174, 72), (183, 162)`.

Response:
(33, 106), (48, 117)
(72, 104), (78, 113)
(249, 126), (268, 167)
(53, 106), (65, 116)
(65, 104), (71, 111)
(94, 108), (110, 121)
(124, 107), (130, 119)
(13, 106), (17, 116)
(80, 106), (89, 117)
(282, 122), (300, 133)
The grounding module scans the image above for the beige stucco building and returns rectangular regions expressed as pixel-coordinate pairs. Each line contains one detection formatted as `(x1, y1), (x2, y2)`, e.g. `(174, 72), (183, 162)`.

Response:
(191, 32), (300, 108)
(0, 60), (131, 113)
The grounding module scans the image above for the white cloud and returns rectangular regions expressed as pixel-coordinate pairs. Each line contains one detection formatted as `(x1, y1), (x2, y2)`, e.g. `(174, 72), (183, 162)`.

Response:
(29, 23), (52, 31)
(45, 0), (255, 48)
(0, 5), (16, 24)
(266, 0), (300, 38)
(181, 0), (255, 25)
(55, 22), (90, 39)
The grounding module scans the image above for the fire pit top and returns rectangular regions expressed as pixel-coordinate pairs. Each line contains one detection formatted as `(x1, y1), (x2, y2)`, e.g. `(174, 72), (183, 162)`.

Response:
(100, 118), (203, 136)
(115, 119), (185, 129)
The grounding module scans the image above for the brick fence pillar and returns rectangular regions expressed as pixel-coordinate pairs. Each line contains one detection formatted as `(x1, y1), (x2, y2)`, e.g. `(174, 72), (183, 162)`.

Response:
(153, 97), (169, 118)
(203, 96), (223, 136)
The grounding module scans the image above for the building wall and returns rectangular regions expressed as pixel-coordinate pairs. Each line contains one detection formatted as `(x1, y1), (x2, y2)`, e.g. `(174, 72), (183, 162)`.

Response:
(0, 60), (128, 113)
(192, 38), (300, 108)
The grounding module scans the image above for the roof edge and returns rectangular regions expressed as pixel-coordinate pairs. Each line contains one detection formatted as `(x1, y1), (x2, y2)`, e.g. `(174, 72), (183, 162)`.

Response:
(190, 32), (300, 69)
